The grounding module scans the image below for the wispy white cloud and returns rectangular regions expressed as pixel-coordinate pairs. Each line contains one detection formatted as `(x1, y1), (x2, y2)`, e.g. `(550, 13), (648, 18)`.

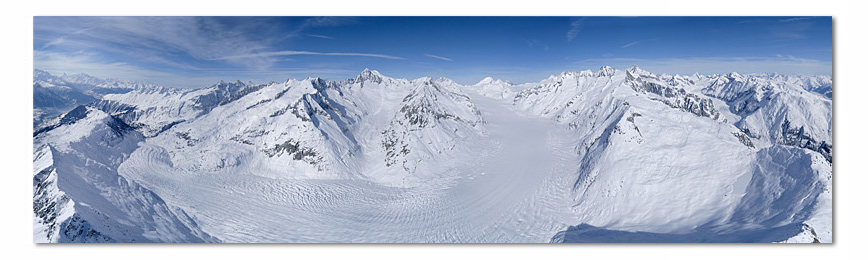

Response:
(39, 27), (93, 50)
(34, 50), (179, 84)
(35, 50), (233, 88)
(566, 19), (583, 42)
(34, 17), (380, 76)
(215, 50), (405, 60)
(771, 18), (814, 40)
(621, 41), (640, 48)
(34, 17), (283, 69)
(621, 38), (658, 48)
(779, 17), (813, 22)
(574, 55), (832, 76)
(306, 34), (334, 39)
(275, 17), (356, 42)
(424, 54), (453, 62)
(40, 37), (65, 50)
(33, 50), (363, 88)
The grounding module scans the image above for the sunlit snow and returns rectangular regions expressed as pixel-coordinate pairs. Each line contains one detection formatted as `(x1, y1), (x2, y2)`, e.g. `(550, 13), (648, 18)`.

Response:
(33, 66), (832, 243)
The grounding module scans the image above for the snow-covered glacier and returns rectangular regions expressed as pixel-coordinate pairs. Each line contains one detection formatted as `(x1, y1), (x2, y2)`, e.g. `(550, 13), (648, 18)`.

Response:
(32, 66), (832, 243)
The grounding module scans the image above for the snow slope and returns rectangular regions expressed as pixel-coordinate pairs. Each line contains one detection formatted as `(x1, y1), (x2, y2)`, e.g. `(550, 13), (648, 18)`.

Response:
(33, 107), (217, 242)
(510, 66), (831, 243)
(33, 67), (832, 243)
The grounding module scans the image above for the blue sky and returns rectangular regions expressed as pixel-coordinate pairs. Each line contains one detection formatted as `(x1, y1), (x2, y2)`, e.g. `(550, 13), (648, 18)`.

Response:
(33, 16), (832, 88)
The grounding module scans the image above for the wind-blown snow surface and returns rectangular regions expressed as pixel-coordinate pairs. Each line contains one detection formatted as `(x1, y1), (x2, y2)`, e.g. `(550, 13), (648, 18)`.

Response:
(33, 67), (832, 243)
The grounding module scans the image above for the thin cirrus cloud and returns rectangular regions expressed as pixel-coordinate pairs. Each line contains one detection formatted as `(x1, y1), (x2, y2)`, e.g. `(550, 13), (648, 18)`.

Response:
(33, 17), (404, 88)
(305, 34), (335, 39)
(566, 19), (583, 42)
(34, 17), (371, 70)
(778, 17), (813, 22)
(215, 51), (405, 61)
(35, 17), (276, 69)
(739, 17), (814, 24)
(34, 50), (180, 84)
(33, 49), (358, 88)
(621, 41), (641, 48)
(424, 54), (453, 62)
(621, 38), (659, 48)
(40, 37), (66, 50)
(34, 49), (224, 89)
(39, 27), (94, 50)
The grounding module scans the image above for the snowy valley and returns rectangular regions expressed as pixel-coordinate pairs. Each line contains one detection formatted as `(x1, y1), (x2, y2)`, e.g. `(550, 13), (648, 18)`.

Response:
(32, 66), (833, 243)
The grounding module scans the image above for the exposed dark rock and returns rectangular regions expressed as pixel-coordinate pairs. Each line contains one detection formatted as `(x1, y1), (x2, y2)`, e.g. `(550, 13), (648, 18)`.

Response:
(780, 119), (832, 163)
(630, 81), (721, 120)
(175, 131), (199, 147)
(732, 132), (755, 148)
(263, 139), (324, 169)
(59, 215), (114, 243)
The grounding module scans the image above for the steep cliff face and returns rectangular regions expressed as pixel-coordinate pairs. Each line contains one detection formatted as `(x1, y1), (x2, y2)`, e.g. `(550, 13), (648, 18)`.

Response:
(625, 66), (721, 121)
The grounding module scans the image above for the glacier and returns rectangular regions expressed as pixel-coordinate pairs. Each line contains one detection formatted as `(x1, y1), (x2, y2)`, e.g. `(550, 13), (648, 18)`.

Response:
(32, 66), (832, 243)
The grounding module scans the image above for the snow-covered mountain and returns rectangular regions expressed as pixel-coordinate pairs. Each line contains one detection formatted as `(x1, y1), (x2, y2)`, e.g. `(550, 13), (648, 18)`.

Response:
(32, 66), (832, 243)
(511, 66), (831, 242)
(470, 77), (515, 99)
(33, 106), (216, 242)
(33, 69), (156, 128)
(91, 80), (265, 137)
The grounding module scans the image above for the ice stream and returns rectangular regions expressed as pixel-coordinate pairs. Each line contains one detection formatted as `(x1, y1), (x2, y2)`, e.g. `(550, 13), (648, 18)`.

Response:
(119, 93), (583, 243)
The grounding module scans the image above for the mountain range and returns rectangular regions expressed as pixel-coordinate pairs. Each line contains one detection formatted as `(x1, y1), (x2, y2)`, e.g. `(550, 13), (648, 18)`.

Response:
(32, 66), (833, 243)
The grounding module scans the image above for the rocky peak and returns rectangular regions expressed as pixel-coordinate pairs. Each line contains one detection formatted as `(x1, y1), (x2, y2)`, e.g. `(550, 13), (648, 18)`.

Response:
(596, 66), (616, 77)
(727, 72), (744, 81)
(626, 65), (653, 79)
(354, 68), (385, 84)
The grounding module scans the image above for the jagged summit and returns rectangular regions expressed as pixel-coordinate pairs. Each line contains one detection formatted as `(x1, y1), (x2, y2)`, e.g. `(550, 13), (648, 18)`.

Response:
(727, 71), (744, 80)
(213, 79), (247, 88)
(596, 66), (616, 77)
(353, 68), (386, 83)
(34, 68), (53, 79)
(626, 64), (653, 78)
(216, 79), (245, 84)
